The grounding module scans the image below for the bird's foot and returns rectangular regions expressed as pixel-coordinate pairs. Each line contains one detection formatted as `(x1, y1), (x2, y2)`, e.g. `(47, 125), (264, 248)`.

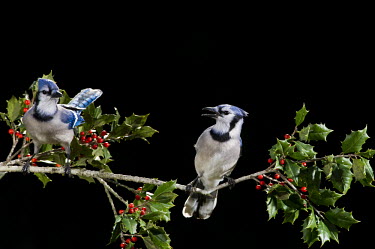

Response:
(186, 184), (194, 194)
(22, 161), (31, 175)
(225, 176), (236, 189)
(64, 164), (72, 178)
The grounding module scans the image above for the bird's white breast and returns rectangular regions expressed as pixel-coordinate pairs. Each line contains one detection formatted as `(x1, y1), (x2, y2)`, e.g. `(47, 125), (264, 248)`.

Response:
(194, 127), (241, 189)
(23, 106), (74, 145)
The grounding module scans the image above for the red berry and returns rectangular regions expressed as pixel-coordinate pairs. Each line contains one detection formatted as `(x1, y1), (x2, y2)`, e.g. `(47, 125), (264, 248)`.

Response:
(141, 207), (147, 211)
(8, 129), (14, 135)
(274, 174), (280, 179)
(131, 237), (138, 242)
(301, 194), (307, 199)
(17, 133), (23, 139)
(144, 195), (151, 201)
(23, 107), (29, 113)
(300, 186), (308, 192)
(80, 131), (85, 136)
(268, 183), (274, 186)
(91, 144), (98, 149)
(267, 158), (274, 164)
(128, 203), (135, 208)
(284, 134), (291, 139)
(259, 181), (266, 186)
(118, 209), (125, 215)
(25, 137), (30, 142)
(24, 99), (31, 105)
(301, 162), (307, 167)
(96, 137), (104, 143)
(279, 182), (285, 186)
(80, 136), (86, 142)
(85, 137), (93, 143)
(287, 178), (294, 182)
(92, 134), (97, 139)
(103, 142), (110, 148)
(255, 185), (262, 190)
(280, 159), (285, 165)
(140, 210), (146, 215)
(31, 158), (38, 163)
(120, 242), (126, 248)
(55, 163), (62, 167)
(125, 239), (131, 244)
(128, 208), (135, 214)
(134, 207), (139, 212)
(100, 130), (108, 137)
(137, 187), (143, 191)
(257, 175), (264, 180)
(135, 195), (141, 200)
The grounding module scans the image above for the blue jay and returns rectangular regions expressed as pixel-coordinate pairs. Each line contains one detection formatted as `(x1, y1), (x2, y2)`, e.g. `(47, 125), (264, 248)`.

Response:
(182, 104), (248, 219)
(22, 78), (102, 176)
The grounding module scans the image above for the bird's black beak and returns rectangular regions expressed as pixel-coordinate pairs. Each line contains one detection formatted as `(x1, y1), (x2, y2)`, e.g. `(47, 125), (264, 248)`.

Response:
(202, 107), (221, 118)
(51, 90), (63, 98)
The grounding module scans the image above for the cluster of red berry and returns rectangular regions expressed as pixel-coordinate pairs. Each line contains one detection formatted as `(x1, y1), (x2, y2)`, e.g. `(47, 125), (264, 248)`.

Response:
(255, 155), (309, 199)
(23, 99), (31, 113)
(116, 187), (152, 248)
(8, 129), (27, 139)
(120, 236), (138, 248)
(79, 130), (110, 149)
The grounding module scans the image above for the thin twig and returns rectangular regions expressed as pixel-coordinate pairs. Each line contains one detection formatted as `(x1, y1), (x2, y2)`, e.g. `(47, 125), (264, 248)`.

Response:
(103, 184), (117, 216)
(95, 177), (128, 206)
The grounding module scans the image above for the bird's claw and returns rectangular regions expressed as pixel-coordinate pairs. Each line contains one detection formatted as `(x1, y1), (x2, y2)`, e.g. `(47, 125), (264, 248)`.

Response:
(64, 164), (72, 178)
(186, 184), (194, 194)
(225, 176), (236, 190)
(22, 161), (31, 175)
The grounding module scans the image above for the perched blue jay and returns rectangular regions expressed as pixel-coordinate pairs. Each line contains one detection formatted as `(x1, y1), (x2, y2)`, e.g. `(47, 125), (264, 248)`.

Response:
(22, 78), (102, 176)
(182, 104), (248, 219)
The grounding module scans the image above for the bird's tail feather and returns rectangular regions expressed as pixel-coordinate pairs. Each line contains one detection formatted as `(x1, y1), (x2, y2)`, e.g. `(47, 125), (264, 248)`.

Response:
(67, 88), (103, 111)
(182, 178), (218, 219)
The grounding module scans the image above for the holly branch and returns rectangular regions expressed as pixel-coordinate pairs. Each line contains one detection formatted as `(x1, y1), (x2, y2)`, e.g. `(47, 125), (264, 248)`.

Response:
(1, 74), (374, 248)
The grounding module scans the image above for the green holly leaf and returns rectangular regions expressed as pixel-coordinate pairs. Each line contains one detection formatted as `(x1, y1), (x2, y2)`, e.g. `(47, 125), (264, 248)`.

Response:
(129, 126), (159, 143)
(7, 96), (22, 122)
(283, 209), (299, 225)
(301, 211), (319, 247)
(295, 103), (309, 126)
(153, 181), (176, 197)
(269, 139), (292, 159)
(143, 226), (172, 249)
(122, 214), (138, 234)
(266, 195), (278, 220)
(341, 126), (369, 153)
(298, 165), (321, 192)
(125, 113), (149, 128)
(284, 160), (301, 185)
(329, 157), (353, 194)
(308, 188), (343, 206)
(289, 141), (317, 160)
(325, 207), (360, 230)
(317, 219), (339, 246)
(359, 158), (375, 187)
(34, 173), (52, 188)
(352, 158), (366, 181)
(357, 149), (375, 158)
(299, 123), (333, 142)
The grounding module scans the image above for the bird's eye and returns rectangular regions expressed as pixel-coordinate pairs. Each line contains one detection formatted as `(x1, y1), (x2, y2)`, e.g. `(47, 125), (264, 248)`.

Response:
(42, 90), (48, 94)
(222, 111), (230, 115)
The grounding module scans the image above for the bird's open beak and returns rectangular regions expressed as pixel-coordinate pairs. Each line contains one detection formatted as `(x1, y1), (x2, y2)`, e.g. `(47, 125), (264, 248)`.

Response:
(51, 90), (63, 98)
(202, 107), (221, 118)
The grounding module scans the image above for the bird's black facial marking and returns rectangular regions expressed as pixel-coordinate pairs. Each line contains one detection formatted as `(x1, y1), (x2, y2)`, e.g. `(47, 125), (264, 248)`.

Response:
(229, 115), (241, 131)
(210, 129), (230, 142)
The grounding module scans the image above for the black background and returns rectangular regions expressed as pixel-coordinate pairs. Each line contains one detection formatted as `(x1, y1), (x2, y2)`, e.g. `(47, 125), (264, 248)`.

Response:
(0, 7), (374, 249)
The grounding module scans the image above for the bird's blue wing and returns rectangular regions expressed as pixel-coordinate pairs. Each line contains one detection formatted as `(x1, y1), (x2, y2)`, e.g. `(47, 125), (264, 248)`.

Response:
(68, 88), (103, 113)
(60, 108), (85, 129)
